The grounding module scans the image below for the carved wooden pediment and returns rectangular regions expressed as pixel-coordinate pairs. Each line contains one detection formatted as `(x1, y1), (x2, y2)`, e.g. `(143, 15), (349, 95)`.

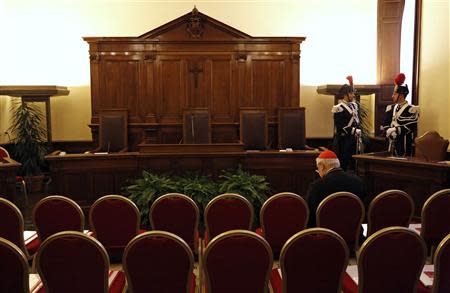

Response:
(139, 7), (251, 40)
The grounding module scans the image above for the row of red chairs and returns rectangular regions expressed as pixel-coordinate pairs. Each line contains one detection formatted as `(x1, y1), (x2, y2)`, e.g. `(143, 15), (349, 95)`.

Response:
(1, 226), (449, 293)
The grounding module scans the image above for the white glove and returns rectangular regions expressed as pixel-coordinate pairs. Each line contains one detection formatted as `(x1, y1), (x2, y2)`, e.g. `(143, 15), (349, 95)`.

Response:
(355, 128), (362, 136)
(386, 127), (397, 138)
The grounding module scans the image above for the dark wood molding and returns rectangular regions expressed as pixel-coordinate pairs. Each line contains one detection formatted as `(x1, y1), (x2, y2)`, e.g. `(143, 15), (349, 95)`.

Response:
(412, 0), (422, 105)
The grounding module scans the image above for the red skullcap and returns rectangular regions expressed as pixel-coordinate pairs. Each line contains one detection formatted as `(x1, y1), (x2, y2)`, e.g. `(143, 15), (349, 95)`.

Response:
(318, 150), (338, 159)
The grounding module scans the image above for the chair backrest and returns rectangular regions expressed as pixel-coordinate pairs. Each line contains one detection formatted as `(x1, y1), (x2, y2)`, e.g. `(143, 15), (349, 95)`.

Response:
(260, 192), (308, 257)
(203, 230), (273, 293)
(280, 228), (349, 293)
(240, 108), (268, 150)
(0, 146), (10, 158)
(367, 190), (414, 236)
(204, 193), (254, 241)
(123, 231), (194, 293)
(316, 192), (365, 252)
(433, 233), (450, 293)
(33, 195), (84, 242)
(358, 227), (426, 293)
(277, 107), (306, 150)
(36, 231), (109, 293)
(89, 195), (140, 257)
(150, 193), (199, 252)
(98, 109), (128, 152)
(0, 198), (28, 258)
(0, 237), (28, 293)
(421, 189), (450, 250)
(414, 131), (449, 162)
(183, 108), (211, 144)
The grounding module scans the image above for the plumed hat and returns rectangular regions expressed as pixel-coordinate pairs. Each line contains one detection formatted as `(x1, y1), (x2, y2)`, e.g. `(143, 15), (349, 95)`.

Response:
(393, 73), (409, 96)
(339, 75), (356, 97)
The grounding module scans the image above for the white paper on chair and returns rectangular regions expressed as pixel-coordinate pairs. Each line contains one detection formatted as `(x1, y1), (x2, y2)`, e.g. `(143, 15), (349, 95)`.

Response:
(346, 265), (358, 285)
(408, 223), (421, 234)
(420, 264), (434, 287)
(29, 274), (43, 292)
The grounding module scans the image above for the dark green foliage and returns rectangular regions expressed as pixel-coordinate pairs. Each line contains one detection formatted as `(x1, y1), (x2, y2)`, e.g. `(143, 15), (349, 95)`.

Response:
(124, 167), (271, 230)
(9, 100), (47, 176)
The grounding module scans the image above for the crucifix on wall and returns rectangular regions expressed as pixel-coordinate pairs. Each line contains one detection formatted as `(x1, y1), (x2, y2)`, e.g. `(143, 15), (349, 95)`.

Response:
(189, 62), (203, 88)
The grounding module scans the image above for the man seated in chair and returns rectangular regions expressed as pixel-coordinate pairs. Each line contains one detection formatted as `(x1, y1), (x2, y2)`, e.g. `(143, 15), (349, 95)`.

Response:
(306, 150), (367, 228)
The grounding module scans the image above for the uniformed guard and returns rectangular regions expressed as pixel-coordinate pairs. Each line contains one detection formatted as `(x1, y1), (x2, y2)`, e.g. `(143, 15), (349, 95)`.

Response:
(332, 76), (362, 171)
(381, 73), (419, 157)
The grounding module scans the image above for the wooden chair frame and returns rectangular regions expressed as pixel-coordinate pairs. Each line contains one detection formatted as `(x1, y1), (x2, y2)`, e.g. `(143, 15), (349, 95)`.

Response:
(94, 108), (128, 153)
(0, 237), (29, 293)
(0, 198), (30, 259)
(239, 108), (268, 150)
(277, 107), (306, 150)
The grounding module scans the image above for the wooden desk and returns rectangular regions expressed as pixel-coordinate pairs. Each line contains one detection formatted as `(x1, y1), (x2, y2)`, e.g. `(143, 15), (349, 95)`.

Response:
(45, 150), (319, 209)
(354, 152), (450, 216)
(0, 157), (21, 201)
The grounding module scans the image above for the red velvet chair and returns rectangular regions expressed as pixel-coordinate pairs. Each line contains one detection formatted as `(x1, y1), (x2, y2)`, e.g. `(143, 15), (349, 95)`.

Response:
(421, 189), (450, 255)
(89, 195), (142, 261)
(0, 237), (29, 293)
(204, 193), (253, 246)
(203, 230), (273, 293)
(35, 231), (125, 293)
(258, 192), (308, 258)
(33, 195), (84, 243)
(150, 193), (199, 255)
(0, 197), (39, 259)
(367, 190), (414, 236)
(316, 192), (365, 253)
(343, 227), (426, 293)
(271, 228), (349, 293)
(123, 231), (196, 293)
(429, 233), (450, 292)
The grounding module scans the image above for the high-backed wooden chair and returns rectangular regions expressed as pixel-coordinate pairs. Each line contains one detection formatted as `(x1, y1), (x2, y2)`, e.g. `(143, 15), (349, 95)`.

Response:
(0, 237), (29, 293)
(421, 189), (450, 255)
(123, 231), (196, 293)
(182, 108), (211, 144)
(258, 192), (309, 258)
(150, 193), (200, 255)
(33, 195), (84, 243)
(240, 108), (268, 150)
(94, 109), (128, 152)
(0, 198), (39, 259)
(36, 231), (126, 293)
(89, 195), (141, 261)
(414, 131), (449, 162)
(203, 230), (273, 293)
(204, 193), (253, 245)
(367, 190), (414, 236)
(277, 107), (306, 150)
(343, 227), (426, 293)
(317, 192), (365, 253)
(271, 228), (349, 293)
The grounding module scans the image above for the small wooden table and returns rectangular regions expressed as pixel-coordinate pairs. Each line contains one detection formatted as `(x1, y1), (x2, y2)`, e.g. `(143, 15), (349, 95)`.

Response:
(0, 86), (70, 145)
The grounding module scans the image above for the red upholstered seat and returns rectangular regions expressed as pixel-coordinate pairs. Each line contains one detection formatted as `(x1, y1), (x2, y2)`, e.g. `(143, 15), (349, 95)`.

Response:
(123, 231), (196, 293)
(150, 193), (200, 254)
(0, 237), (29, 293)
(204, 193), (253, 246)
(428, 233), (450, 292)
(259, 192), (308, 258)
(271, 228), (349, 293)
(367, 189), (414, 236)
(421, 189), (450, 254)
(0, 198), (36, 259)
(317, 192), (365, 253)
(36, 231), (126, 293)
(33, 195), (84, 242)
(342, 227), (426, 293)
(203, 230), (273, 293)
(89, 195), (141, 260)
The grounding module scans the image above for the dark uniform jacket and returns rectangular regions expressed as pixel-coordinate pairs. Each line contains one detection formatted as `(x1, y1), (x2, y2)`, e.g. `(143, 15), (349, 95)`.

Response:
(306, 168), (366, 228)
(381, 102), (419, 157)
(332, 101), (361, 170)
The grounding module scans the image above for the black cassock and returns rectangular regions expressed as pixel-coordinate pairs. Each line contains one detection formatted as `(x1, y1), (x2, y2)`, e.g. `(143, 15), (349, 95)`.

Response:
(332, 101), (360, 171)
(381, 102), (419, 157)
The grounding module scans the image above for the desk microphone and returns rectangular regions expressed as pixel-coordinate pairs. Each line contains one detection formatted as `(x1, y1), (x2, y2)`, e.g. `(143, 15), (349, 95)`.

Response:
(191, 115), (195, 141)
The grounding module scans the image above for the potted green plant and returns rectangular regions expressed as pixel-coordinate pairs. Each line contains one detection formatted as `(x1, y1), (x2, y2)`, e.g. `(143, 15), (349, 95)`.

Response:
(9, 99), (48, 192)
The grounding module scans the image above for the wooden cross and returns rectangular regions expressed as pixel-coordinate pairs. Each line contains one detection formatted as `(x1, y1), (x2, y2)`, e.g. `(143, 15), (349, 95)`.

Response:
(189, 64), (203, 88)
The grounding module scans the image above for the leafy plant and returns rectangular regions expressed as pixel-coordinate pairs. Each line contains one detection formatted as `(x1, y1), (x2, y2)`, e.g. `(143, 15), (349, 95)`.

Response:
(217, 166), (271, 227)
(9, 99), (47, 176)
